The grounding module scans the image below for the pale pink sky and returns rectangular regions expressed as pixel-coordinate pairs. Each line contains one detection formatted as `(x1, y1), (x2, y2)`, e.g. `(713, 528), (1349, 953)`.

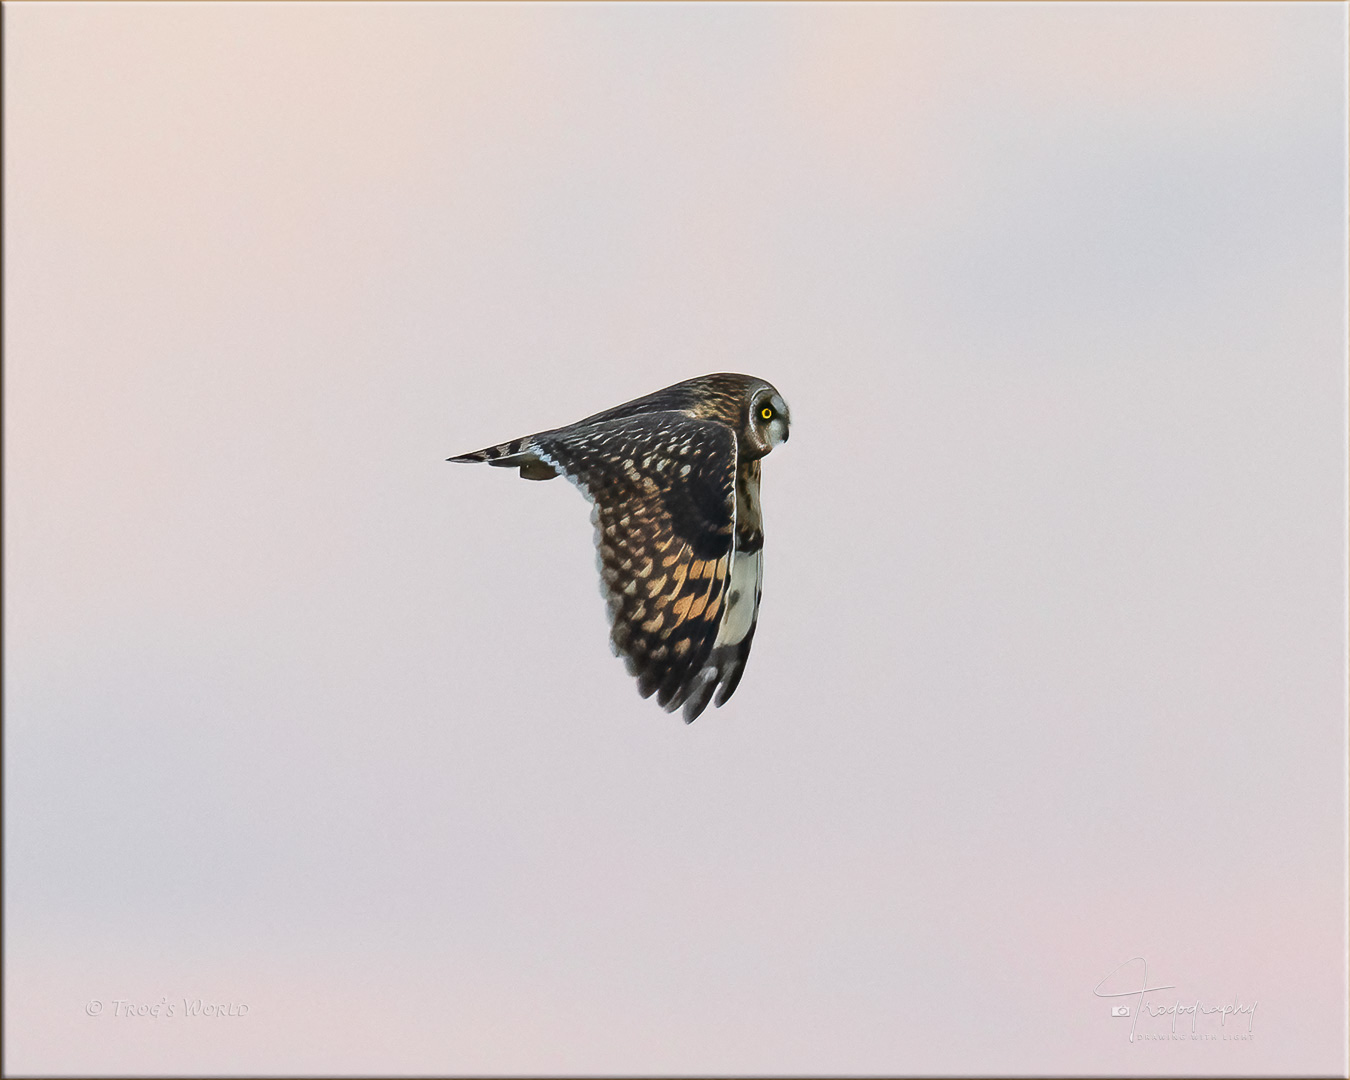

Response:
(5, 2), (1347, 1075)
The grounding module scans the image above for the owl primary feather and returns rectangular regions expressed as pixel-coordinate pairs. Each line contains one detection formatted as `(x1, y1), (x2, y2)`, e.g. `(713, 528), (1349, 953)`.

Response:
(449, 373), (791, 723)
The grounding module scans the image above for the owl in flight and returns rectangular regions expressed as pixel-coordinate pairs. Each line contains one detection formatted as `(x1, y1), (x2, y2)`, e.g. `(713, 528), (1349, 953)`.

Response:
(449, 373), (791, 722)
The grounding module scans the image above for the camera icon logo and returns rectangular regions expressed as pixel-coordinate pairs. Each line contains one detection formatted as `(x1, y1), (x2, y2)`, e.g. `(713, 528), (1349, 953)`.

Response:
(1111, 1005), (1130, 1017)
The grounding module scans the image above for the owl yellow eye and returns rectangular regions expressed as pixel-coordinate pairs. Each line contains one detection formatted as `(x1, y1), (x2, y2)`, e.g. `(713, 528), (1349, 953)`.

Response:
(761, 407), (773, 420)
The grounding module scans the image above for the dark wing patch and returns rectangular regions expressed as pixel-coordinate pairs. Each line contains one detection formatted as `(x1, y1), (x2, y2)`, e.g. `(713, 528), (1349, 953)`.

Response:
(532, 413), (738, 721)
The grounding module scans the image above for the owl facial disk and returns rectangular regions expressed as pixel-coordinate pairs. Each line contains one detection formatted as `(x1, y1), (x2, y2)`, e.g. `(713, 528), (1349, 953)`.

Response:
(740, 386), (790, 458)
(760, 392), (790, 449)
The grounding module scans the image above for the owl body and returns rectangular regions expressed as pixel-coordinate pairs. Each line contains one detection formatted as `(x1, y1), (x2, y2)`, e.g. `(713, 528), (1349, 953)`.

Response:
(450, 373), (790, 722)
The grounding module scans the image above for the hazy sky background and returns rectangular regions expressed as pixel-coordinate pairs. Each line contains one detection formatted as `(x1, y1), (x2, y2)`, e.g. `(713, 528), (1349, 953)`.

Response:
(5, 2), (1347, 1075)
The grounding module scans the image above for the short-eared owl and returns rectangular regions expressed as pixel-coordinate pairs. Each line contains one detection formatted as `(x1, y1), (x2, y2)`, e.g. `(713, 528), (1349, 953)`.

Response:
(449, 373), (791, 722)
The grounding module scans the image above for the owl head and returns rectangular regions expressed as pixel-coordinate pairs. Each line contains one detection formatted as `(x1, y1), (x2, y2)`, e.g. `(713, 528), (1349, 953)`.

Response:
(665, 372), (790, 460)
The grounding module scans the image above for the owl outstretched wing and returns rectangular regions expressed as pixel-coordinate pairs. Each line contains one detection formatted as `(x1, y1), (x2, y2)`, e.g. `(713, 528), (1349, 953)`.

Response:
(529, 412), (746, 722)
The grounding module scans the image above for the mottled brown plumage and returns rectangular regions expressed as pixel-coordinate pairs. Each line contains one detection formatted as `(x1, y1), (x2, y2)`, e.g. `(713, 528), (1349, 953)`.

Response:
(449, 373), (791, 722)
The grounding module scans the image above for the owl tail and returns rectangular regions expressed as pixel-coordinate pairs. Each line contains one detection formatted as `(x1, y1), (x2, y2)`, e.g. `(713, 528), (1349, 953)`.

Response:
(447, 436), (559, 481)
